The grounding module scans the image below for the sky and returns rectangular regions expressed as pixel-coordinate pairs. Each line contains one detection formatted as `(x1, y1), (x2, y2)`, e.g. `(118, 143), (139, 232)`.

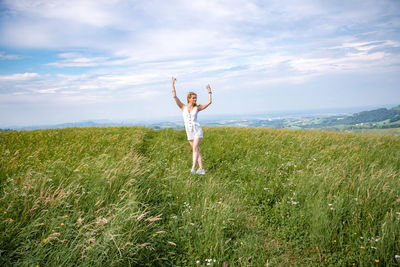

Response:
(0, 0), (399, 127)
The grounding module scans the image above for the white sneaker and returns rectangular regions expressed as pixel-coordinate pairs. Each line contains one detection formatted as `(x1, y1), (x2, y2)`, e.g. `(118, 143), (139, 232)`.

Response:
(196, 169), (206, 175)
(190, 169), (196, 174)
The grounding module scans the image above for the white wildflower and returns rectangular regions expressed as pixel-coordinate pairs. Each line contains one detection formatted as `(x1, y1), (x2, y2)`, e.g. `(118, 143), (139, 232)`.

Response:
(76, 217), (84, 225)
(95, 217), (108, 225)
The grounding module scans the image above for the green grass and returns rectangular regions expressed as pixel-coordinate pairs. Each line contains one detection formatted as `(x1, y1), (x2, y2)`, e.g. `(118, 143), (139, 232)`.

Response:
(1, 127), (399, 266)
(353, 128), (400, 136)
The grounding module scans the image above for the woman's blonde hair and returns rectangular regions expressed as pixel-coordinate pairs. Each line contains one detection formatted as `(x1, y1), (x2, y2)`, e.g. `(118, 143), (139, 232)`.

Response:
(187, 92), (197, 106)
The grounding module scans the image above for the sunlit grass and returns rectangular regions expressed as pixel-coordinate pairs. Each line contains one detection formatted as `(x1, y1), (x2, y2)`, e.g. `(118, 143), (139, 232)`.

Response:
(1, 126), (399, 266)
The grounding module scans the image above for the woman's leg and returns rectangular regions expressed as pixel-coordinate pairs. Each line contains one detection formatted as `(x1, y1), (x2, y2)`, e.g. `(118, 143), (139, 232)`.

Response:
(197, 146), (203, 169)
(193, 138), (203, 170)
(189, 140), (196, 170)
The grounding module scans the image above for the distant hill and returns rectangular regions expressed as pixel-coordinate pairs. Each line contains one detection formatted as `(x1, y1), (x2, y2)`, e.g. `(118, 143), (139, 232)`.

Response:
(336, 105), (400, 124)
(297, 105), (400, 130)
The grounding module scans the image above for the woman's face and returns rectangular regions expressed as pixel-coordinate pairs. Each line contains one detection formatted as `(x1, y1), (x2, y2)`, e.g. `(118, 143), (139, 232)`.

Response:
(189, 95), (197, 105)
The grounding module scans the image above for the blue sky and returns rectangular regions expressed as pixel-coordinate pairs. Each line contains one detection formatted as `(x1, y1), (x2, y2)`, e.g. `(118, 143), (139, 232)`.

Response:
(0, 0), (399, 127)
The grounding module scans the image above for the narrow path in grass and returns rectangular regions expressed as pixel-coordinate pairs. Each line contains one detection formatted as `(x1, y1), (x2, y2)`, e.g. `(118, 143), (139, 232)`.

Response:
(136, 128), (299, 266)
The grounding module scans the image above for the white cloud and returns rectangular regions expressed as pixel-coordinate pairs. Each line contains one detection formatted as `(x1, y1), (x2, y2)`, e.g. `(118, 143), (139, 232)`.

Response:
(0, 73), (40, 81)
(3, 0), (120, 27)
(48, 53), (114, 67)
(0, 51), (21, 60)
(333, 40), (400, 52)
(0, 69), (167, 105)
(35, 88), (58, 94)
(289, 50), (394, 75)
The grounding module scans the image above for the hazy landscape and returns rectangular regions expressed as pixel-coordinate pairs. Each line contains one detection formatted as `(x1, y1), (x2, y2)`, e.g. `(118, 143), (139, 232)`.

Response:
(4, 105), (400, 136)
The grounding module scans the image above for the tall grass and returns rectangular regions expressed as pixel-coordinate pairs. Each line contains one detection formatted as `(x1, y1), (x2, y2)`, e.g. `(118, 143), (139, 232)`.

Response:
(0, 127), (399, 266)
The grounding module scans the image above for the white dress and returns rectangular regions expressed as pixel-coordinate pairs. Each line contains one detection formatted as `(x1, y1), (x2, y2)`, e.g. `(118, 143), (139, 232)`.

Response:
(182, 105), (203, 140)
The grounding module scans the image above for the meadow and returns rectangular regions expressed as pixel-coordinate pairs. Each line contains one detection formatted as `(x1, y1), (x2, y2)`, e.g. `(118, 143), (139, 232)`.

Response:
(0, 127), (399, 266)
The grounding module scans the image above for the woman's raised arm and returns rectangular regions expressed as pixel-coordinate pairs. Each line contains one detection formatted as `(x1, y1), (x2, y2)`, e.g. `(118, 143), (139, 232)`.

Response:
(198, 84), (212, 111)
(172, 77), (184, 110)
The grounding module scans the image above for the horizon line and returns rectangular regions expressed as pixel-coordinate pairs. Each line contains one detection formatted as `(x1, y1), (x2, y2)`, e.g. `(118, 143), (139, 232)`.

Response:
(1, 103), (398, 130)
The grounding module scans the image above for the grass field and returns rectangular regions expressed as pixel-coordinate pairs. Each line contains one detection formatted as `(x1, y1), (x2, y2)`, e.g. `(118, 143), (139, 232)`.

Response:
(352, 128), (400, 137)
(1, 127), (399, 266)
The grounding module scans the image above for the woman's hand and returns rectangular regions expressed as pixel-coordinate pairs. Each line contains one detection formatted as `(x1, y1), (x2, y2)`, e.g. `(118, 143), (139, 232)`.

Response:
(172, 77), (177, 95)
(171, 77), (184, 109)
(198, 84), (212, 111)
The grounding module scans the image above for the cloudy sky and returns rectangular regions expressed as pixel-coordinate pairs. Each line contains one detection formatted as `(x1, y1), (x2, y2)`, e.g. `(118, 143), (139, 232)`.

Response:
(0, 0), (399, 127)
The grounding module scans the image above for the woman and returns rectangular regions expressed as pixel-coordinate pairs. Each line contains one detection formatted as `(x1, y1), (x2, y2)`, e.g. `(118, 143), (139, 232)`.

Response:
(171, 76), (212, 174)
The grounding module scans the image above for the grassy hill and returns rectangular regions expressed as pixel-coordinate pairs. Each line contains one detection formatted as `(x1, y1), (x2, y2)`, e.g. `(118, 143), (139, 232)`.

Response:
(290, 105), (400, 133)
(1, 127), (399, 266)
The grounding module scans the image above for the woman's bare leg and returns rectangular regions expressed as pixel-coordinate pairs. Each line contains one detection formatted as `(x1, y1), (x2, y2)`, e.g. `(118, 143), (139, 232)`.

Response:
(193, 138), (203, 170)
(197, 147), (203, 169)
(189, 138), (203, 170)
(189, 140), (196, 170)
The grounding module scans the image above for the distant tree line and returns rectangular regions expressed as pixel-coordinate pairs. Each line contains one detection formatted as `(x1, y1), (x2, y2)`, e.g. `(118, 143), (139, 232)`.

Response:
(340, 106), (400, 124)
(301, 105), (400, 129)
